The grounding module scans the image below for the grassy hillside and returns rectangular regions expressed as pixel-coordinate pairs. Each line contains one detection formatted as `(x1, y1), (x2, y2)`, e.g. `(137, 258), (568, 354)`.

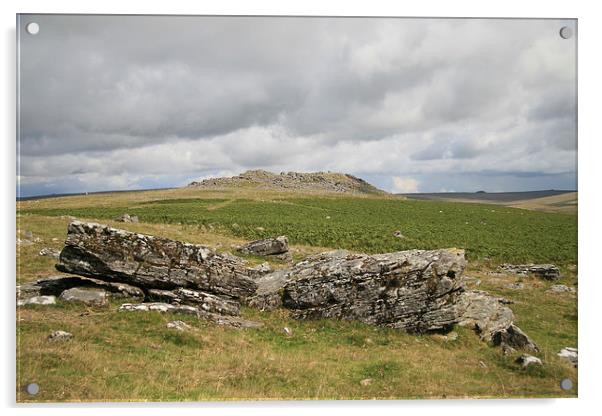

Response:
(20, 191), (577, 265)
(16, 188), (578, 401)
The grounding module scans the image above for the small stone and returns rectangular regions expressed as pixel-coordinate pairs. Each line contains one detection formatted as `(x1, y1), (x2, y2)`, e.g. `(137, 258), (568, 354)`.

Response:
(558, 347), (578, 367)
(516, 354), (542, 368)
(360, 378), (372, 386)
(506, 282), (525, 290)
(48, 330), (73, 342)
(238, 236), (289, 256)
(38, 247), (61, 259)
(59, 287), (108, 307)
(547, 284), (576, 294)
(166, 320), (193, 332)
(283, 327), (292, 336)
(502, 345), (517, 355)
(16, 239), (33, 246)
(393, 230), (405, 239)
(478, 360), (488, 368)
(17, 295), (57, 306)
(446, 331), (459, 341)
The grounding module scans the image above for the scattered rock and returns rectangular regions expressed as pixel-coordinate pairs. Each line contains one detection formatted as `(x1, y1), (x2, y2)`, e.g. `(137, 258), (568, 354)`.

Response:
(456, 290), (539, 352)
(238, 236), (289, 256)
(114, 213), (139, 223)
(360, 378), (372, 386)
(446, 331), (459, 341)
(38, 247), (61, 259)
(547, 284), (576, 294)
(499, 264), (560, 280)
(283, 327), (292, 336)
(48, 330), (73, 342)
(16, 239), (33, 246)
(119, 303), (263, 329)
(506, 282), (525, 290)
(59, 287), (108, 306)
(17, 295), (56, 306)
(166, 320), (193, 332)
(478, 361), (488, 369)
(56, 221), (257, 300)
(558, 347), (578, 367)
(249, 248), (467, 333)
(146, 288), (240, 316)
(393, 230), (405, 239)
(515, 354), (542, 368)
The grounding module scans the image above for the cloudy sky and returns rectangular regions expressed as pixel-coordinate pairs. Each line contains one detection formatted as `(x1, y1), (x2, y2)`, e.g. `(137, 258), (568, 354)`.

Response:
(17, 15), (577, 196)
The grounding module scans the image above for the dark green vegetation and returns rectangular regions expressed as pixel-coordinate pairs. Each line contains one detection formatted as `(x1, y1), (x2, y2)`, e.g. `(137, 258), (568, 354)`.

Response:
(22, 195), (577, 264)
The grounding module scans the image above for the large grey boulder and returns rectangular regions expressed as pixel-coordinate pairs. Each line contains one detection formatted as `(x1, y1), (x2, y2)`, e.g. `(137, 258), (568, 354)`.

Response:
(455, 290), (539, 352)
(56, 221), (256, 300)
(59, 287), (108, 306)
(249, 248), (466, 333)
(499, 264), (561, 280)
(238, 236), (289, 256)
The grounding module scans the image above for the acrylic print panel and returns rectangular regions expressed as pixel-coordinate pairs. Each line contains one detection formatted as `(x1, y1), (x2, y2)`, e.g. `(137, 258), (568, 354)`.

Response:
(16, 15), (577, 402)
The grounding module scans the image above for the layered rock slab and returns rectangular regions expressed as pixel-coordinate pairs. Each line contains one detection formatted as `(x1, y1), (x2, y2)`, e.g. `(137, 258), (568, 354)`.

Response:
(249, 248), (467, 333)
(55, 221), (256, 299)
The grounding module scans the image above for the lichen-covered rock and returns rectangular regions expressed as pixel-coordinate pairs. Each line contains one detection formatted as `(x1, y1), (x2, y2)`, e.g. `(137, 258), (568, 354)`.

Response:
(456, 290), (539, 352)
(249, 248), (467, 333)
(238, 236), (289, 256)
(558, 347), (578, 367)
(17, 295), (56, 306)
(56, 221), (257, 299)
(146, 288), (240, 316)
(499, 264), (560, 280)
(115, 213), (139, 223)
(119, 302), (262, 329)
(547, 284), (576, 294)
(166, 320), (193, 331)
(38, 247), (61, 259)
(48, 330), (73, 342)
(247, 262), (272, 279)
(17, 275), (144, 300)
(516, 354), (542, 368)
(59, 287), (108, 306)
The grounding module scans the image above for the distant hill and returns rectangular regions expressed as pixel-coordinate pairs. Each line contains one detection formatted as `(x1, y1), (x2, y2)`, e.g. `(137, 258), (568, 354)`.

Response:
(188, 170), (386, 195)
(400, 190), (577, 214)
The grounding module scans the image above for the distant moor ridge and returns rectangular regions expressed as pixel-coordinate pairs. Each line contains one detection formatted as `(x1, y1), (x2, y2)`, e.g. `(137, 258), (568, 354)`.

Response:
(188, 170), (386, 194)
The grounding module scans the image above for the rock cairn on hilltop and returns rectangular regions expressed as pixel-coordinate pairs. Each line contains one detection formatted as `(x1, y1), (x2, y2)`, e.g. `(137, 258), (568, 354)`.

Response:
(188, 169), (386, 194)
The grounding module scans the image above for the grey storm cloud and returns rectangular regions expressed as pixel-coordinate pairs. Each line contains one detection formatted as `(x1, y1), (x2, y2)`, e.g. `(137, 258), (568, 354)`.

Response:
(17, 15), (577, 196)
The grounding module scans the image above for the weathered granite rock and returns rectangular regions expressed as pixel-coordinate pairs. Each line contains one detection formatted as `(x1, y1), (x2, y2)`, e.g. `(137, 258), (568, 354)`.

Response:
(115, 213), (139, 223)
(238, 236), (289, 256)
(249, 248), (467, 333)
(499, 264), (560, 280)
(17, 275), (144, 300)
(48, 330), (73, 342)
(17, 295), (56, 306)
(456, 290), (539, 352)
(516, 354), (542, 368)
(119, 302), (262, 329)
(56, 221), (256, 299)
(247, 262), (272, 279)
(59, 287), (108, 306)
(166, 320), (193, 331)
(39, 247), (61, 259)
(146, 288), (240, 316)
(506, 282), (525, 290)
(547, 284), (576, 294)
(558, 347), (578, 367)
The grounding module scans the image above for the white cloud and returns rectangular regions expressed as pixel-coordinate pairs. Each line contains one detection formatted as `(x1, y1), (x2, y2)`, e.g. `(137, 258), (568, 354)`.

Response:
(391, 177), (420, 193)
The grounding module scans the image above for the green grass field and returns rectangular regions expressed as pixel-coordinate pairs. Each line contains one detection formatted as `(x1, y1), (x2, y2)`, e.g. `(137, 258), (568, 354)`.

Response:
(16, 189), (578, 401)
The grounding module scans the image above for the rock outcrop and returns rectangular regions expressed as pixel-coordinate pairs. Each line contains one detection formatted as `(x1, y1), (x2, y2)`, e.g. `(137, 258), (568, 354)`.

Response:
(55, 221), (257, 300)
(188, 170), (386, 195)
(238, 236), (289, 256)
(59, 287), (108, 306)
(499, 264), (561, 280)
(17, 275), (145, 300)
(249, 249), (467, 333)
(455, 290), (539, 352)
